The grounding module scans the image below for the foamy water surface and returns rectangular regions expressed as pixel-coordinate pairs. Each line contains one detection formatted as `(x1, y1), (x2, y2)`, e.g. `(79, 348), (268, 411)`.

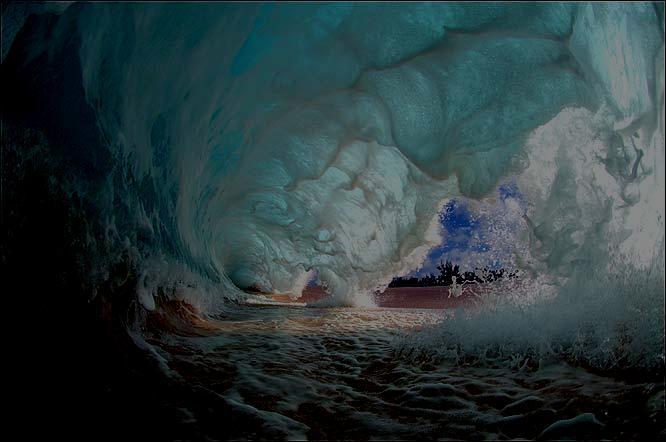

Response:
(146, 304), (664, 440)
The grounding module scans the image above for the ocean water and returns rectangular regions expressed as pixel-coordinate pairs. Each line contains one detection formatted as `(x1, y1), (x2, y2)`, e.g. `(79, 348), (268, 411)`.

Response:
(137, 300), (663, 440)
(3, 2), (664, 439)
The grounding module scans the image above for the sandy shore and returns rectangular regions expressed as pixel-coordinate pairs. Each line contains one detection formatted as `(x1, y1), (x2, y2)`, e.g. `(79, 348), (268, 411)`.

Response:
(265, 284), (488, 309)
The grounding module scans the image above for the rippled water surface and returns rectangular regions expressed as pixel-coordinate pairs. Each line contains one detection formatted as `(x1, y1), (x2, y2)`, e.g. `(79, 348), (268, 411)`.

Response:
(145, 305), (664, 440)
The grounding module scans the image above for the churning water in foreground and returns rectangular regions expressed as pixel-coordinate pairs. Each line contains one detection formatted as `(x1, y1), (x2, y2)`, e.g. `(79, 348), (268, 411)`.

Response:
(137, 300), (663, 441)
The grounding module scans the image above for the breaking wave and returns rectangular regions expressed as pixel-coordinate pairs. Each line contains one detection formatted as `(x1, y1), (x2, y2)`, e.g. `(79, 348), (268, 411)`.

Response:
(3, 2), (664, 369)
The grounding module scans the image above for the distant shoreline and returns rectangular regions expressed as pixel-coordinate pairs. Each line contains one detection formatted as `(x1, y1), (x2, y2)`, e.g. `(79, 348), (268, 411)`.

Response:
(263, 284), (490, 309)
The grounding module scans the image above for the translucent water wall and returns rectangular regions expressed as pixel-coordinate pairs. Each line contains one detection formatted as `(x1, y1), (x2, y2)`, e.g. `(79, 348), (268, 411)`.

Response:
(3, 3), (663, 312)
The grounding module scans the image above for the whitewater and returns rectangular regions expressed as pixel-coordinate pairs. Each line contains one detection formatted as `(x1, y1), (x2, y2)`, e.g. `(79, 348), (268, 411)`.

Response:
(2, 2), (664, 440)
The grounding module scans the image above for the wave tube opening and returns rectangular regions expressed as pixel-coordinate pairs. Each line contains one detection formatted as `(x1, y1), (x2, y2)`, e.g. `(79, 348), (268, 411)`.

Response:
(3, 2), (664, 440)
